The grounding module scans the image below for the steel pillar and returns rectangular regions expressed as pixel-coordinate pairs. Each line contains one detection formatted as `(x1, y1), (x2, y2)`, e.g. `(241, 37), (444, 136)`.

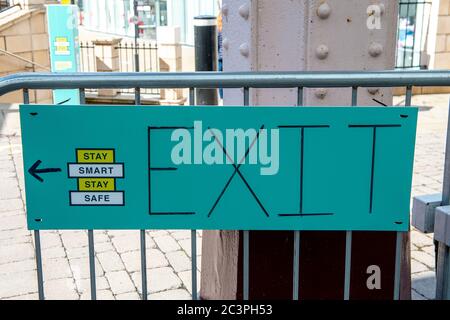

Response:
(200, 0), (411, 300)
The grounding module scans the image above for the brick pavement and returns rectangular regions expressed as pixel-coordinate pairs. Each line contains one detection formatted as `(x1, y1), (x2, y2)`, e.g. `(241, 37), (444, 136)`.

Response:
(0, 96), (449, 299)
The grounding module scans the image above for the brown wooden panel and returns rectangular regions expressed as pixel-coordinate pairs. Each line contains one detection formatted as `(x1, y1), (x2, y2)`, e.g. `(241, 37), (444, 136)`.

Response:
(237, 231), (294, 300)
(349, 231), (396, 300)
(298, 231), (346, 299)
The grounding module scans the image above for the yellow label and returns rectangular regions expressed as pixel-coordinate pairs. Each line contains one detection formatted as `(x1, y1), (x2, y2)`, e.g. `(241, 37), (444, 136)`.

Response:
(60, 0), (71, 5)
(55, 37), (68, 42)
(77, 149), (114, 163)
(78, 178), (115, 191)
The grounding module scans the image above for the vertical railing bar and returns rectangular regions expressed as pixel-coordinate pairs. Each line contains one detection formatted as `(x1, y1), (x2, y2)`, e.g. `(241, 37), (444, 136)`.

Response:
(297, 87), (303, 106)
(191, 229), (198, 300)
(34, 230), (44, 300)
(405, 86), (412, 107)
(189, 87), (195, 105)
(344, 230), (352, 300)
(135, 88), (141, 105)
(393, 231), (403, 300)
(243, 86), (250, 300)
(292, 230), (300, 300)
(79, 88), (86, 104)
(293, 86), (303, 300)
(140, 229), (148, 300)
(88, 229), (96, 300)
(243, 87), (250, 106)
(23, 88), (30, 104)
(351, 86), (358, 106)
(243, 230), (250, 300)
(188, 87), (197, 300)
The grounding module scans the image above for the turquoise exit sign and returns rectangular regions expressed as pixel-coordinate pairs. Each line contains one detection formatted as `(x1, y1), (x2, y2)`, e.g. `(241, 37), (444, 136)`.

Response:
(20, 105), (417, 231)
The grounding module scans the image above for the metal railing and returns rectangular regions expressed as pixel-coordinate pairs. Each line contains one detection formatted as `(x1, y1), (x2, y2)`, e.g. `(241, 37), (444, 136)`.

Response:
(2, 70), (450, 300)
(79, 41), (160, 96)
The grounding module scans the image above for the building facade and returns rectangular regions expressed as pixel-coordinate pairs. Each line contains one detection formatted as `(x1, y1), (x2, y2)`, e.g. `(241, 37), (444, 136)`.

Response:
(78, 0), (219, 44)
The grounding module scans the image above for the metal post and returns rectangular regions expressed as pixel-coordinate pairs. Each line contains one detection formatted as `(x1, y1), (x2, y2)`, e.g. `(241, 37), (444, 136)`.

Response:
(405, 86), (412, 107)
(140, 230), (147, 300)
(436, 242), (450, 299)
(88, 230), (96, 300)
(292, 231), (300, 300)
(194, 15), (218, 105)
(297, 87), (303, 107)
(79, 88), (86, 104)
(23, 88), (30, 104)
(393, 231), (403, 300)
(34, 230), (44, 300)
(191, 230), (198, 300)
(436, 101), (450, 300)
(344, 230), (352, 300)
(351, 86), (358, 106)
(243, 230), (249, 300)
(133, 0), (141, 104)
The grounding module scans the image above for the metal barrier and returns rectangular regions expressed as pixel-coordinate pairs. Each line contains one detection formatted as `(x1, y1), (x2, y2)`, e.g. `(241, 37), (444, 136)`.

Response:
(1, 70), (450, 300)
(79, 42), (160, 96)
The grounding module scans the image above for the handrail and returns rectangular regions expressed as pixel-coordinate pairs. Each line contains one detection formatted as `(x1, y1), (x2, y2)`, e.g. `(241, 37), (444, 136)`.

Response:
(0, 48), (51, 71)
(1, 70), (450, 96)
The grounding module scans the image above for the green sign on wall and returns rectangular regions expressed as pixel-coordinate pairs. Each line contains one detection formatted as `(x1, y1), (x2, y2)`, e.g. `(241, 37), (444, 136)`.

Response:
(20, 105), (417, 231)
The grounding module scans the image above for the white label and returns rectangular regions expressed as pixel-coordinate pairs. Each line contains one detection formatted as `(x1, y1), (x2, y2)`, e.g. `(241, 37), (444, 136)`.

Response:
(68, 163), (124, 178)
(70, 191), (124, 206)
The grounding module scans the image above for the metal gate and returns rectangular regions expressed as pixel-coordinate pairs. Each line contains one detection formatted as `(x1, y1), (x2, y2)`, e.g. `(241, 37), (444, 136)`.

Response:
(1, 70), (450, 300)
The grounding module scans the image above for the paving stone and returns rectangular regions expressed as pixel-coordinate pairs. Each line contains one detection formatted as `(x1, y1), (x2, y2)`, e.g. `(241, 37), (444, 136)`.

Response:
(105, 270), (136, 295)
(178, 270), (201, 295)
(166, 250), (191, 272)
(0, 180), (20, 199)
(0, 259), (35, 275)
(43, 257), (73, 281)
(412, 271), (436, 300)
(65, 246), (88, 260)
(60, 231), (87, 248)
(411, 259), (429, 274)
(422, 245), (436, 256)
(0, 214), (26, 231)
(0, 198), (23, 212)
(44, 278), (79, 300)
(76, 276), (110, 295)
(4, 293), (39, 300)
(154, 235), (181, 253)
(80, 289), (114, 300)
(170, 230), (191, 240)
(412, 250), (435, 269)
(97, 250), (125, 272)
(411, 230), (434, 248)
(0, 228), (31, 240)
(115, 291), (140, 300)
(149, 230), (168, 237)
(0, 242), (35, 264)
(150, 289), (191, 300)
(121, 249), (168, 272)
(411, 289), (427, 300)
(111, 234), (140, 253)
(68, 256), (104, 279)
(132, 267), (182, 294)
(0, 209), (25, 218)
(40, 231), (63, 249)
(42, 246), (67, 259)
(178, 238), (201, 257)
(0, 270), (37, 298)
(94, 241), (115, 253)
(0, 234), (32, 246)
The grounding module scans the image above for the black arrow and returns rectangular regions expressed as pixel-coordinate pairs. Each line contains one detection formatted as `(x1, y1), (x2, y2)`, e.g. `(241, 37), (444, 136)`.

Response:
(28, 160), (61, 183)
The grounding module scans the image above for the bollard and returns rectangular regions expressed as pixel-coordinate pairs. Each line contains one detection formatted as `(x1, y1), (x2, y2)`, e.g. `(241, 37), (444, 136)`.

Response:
(194, 15), (218, 105)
